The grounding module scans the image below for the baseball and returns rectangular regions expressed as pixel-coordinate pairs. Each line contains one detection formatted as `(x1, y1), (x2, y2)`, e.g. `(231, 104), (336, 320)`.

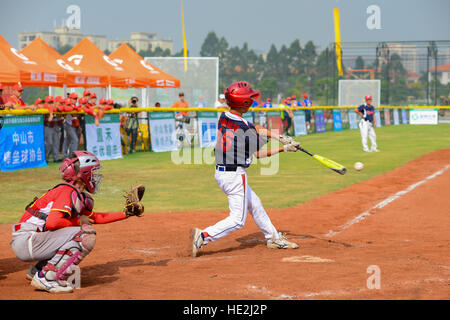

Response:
(354, 162), (364, 171)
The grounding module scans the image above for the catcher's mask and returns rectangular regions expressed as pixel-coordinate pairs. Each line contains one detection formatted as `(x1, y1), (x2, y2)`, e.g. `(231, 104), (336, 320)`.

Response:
(60, 151), (103, 194)
(224, 81), (260, 110)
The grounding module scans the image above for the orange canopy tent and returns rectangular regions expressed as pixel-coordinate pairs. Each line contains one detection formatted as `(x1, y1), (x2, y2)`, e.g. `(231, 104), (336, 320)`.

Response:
(109, 43), (180, 88)
(0, 34), (60, 86)
(20, 37), (109, 88)
(63, 37), (139, 88)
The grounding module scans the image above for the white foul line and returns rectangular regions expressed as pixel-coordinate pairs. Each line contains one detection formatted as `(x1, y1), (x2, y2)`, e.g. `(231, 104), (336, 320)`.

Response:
(325, 164), (450, 238)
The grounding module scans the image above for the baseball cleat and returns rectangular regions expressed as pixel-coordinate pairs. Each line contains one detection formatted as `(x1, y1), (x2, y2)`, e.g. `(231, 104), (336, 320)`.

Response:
(26, 265), (38, 281)
(191, 228), (204, 257)
(267, 232), (299, 249)
(31, 273), (73, 293)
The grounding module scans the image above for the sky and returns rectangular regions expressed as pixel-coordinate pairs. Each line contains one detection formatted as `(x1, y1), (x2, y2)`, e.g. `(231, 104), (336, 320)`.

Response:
(1, 0), (449, 55)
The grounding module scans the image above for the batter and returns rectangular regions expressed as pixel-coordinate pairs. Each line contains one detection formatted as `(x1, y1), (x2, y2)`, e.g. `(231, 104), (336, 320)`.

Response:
(191, 81), (300, 257)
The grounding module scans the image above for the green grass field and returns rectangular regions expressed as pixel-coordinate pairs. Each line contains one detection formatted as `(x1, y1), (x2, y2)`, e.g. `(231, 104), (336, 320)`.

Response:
(1, 124), (449, 224)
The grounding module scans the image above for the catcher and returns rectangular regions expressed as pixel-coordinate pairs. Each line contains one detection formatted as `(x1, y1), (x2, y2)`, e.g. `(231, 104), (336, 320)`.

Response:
(10, 151), (145, 293)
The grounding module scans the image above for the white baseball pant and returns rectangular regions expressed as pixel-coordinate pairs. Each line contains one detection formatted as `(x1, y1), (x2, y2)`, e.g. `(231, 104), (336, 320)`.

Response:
(202, 167), (278, 243)
(359, 119), (377, 152)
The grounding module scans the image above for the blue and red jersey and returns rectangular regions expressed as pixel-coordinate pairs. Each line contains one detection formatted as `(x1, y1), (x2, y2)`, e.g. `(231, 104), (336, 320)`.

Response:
(215, 111), (267, 168)
(358, 103), (375, 122)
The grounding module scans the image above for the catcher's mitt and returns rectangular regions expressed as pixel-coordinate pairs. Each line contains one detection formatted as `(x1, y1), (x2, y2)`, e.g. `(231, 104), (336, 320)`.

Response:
(123, 185), (145, 217)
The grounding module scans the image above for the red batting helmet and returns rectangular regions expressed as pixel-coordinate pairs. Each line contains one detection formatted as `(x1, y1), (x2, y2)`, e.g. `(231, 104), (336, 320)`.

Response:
(224, 81), (260, 109)
(365, 95), (373, 101)
(60, 151), (103, 194)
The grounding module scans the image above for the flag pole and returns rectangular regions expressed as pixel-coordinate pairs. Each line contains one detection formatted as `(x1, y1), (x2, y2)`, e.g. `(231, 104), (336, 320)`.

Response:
(181, 0), (188, 71)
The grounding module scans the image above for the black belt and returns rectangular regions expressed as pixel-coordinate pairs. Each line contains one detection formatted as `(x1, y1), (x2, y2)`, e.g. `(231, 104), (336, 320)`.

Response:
(215, 165), (240, 172)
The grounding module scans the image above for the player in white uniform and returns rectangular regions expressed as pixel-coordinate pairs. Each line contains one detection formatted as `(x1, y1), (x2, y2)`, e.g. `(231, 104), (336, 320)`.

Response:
(355, 95), (379, 152)
(191, 81), (300, 257)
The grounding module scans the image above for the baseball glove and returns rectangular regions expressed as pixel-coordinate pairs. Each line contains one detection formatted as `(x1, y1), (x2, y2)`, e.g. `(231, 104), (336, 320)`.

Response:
(123, 185), (146, 217)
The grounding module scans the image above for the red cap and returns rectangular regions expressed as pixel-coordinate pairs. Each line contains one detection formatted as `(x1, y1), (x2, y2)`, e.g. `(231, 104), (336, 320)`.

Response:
(302, 93), (308, 98)
(64, 98), (73, 105)
(69, 92), (78, 99)
(13, 83), (24, 91)
(365, 95), (373, 101)
(291, 95), (296, 99)
(99, 98), (107, 104)
(286, 96), (291, 100)
(266, 98), (271, 102)
(45, 96), (54, 103)
(83, 90), (91, 97)
(107, 99), (114, 105)
(89, 92), (97, 99)
(78, 97), (88, 104)
(34, 98), (44, 105)
(54, 96), (64, 103)
(281, 99), (287, 104)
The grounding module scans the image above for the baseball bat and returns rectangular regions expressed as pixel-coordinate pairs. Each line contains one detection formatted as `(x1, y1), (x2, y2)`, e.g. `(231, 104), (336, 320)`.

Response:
(296, 145), (347, 175)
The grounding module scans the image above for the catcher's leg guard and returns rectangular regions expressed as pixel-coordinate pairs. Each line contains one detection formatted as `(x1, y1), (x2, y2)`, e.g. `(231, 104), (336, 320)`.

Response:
(38, 225), (96, 283)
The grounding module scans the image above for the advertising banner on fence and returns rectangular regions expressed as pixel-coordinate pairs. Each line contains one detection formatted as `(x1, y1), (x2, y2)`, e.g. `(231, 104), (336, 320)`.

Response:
(333, 109), (343, 131)
(384, 109), (391, 125)
(85, 114), (122, 161)
(375, 109), (382, 127)
(266, 110), (283, 134)
(393, 108), (400, 125)
(293, 110), (307, 136)
(315, 109), (326, 133)
(0, 115), (46, 172)
(409, 109), (438, 125)
(243, 113), (253, 124)
(401, 109), (408, 124)
(149, 112), (177, 152)
(348, 110), (359, 129)
(197, 111), (218, 148)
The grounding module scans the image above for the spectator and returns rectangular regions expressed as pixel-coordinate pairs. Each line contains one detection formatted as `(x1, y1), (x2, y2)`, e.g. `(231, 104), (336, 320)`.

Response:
(171, 92), (189, 116)
(263, 98), (272, 108)
(291, 95), (299, 107)
(43, 96), (62, 163)
(302, 93), (312, 132)
(280, 98), (294, 136)
(0, 83), (5, 108)
(196, 96), (207, 108)
(62, 94), (80, 160)
(5, 83), (34, 110)
(125, 96), (140, 154)
(259, 98), (272, 127)
(214, 93), (228, 109)
(155, 102), (161, 108)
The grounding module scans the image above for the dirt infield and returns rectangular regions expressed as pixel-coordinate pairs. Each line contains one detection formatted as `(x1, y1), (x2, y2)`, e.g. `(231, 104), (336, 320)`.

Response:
(0, 149), (449, 300)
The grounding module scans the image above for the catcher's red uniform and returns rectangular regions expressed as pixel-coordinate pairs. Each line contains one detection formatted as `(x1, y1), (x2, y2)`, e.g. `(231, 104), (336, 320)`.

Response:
(15, 184), (126, 233)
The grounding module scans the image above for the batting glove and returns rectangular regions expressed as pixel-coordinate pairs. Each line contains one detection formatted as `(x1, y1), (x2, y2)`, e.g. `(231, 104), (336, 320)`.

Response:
(283, 143), (299, 152)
